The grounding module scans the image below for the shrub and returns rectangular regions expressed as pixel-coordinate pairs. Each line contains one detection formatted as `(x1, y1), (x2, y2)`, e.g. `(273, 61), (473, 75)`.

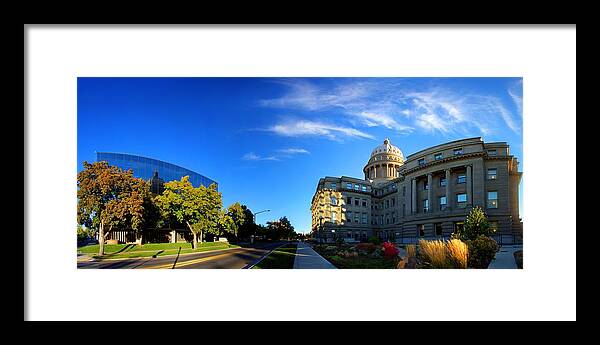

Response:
(467, 235), (498, 268)
(418, 239), (449, 268)
(406, 244), (416, 258)
(368, 236), (382, 245)
(452, 206), (495, 241)
(446, 239), (468, 269)
(382, 241), (399, 258)
(514, 250), (523, 269)
(356, 242), (377, 254)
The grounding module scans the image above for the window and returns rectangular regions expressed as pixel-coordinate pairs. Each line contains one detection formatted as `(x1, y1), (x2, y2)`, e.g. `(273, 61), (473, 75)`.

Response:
(456, 193), (467, 208)
(346, 182), (353, 189)
(454, 221), (464, 233)
(346, 211), (352, 222)
(424, 179), (429, 190)
(354, 184), (360, 190)
(386, 215), (390, 224)
(454, 148), (464, 155)
(488, 191), (498, 208)
(457, 174), (466, 184)
(439, 196), (447, 210)
(346, 196), (352, 205)
(346, 231), (352, 238)
(362, 199), (367, 207)
(355, 213), (360, 223)
(403, 186), (406, 196)
(418, 158), (426, 166)
(423, 199), (429, 212)
(331, 211), (337, 222)
(391, 198), (395, 207)
(362, 213), (368, 224)
(402, 204), (405, 217)
(331, 196), (337, 205)
(487, 168), (497, 180)
(487, 149), (497, 156)
(385, 200), (389, 209)
(419, 224), (425, 237)
(330, 183), (337, 189)
(434, 153), (443, 160)
(435, 223), (443, 236)
(361, 185), (367, 192)
(354, 199), (360, 206)
(490, 221), (499, 233)
(440, 177), (447, 187)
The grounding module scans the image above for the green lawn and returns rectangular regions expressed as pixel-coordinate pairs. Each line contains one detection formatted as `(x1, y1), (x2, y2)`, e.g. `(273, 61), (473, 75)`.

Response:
(78, 242), (239, 259)
(252, 242), (298, 269)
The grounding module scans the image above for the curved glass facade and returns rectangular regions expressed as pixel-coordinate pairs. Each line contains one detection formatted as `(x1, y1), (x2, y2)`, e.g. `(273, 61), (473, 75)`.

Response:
(96, 152), (217, 190)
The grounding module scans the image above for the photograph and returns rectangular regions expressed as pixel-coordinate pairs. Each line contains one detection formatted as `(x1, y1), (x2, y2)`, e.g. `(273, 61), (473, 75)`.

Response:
(76, 77), (524, 270)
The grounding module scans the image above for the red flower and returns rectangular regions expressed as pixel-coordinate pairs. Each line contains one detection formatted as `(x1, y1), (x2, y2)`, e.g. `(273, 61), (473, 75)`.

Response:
(382, 241), (399, 258)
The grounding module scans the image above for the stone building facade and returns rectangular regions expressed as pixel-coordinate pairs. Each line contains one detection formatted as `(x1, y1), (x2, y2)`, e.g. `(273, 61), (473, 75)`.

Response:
(310, 137), (523, 244)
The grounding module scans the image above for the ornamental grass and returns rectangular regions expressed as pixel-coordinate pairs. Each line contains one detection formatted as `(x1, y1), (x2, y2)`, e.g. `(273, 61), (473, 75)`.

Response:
(446, 238), (468, 269)
(406, 244), (417, 258)
(418, 239), (449, 268)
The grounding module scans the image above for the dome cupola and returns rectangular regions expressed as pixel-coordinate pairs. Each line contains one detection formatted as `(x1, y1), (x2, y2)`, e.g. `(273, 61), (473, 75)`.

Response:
(363, 138), (405, 182)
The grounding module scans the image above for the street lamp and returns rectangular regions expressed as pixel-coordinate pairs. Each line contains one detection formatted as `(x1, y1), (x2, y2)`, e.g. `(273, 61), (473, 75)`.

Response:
(252, 209), (270, 243)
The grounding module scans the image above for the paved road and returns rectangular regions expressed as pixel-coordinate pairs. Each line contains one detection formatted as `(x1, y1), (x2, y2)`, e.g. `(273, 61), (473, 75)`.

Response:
(77, 242), (285, 269)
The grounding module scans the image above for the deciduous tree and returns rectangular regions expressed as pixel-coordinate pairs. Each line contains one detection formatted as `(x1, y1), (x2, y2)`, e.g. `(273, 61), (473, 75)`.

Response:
(77, 161), (151, 255)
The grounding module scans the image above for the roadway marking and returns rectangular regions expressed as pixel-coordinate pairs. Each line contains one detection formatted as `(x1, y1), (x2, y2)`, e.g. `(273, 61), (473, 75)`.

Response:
(145, 247), (266, 269)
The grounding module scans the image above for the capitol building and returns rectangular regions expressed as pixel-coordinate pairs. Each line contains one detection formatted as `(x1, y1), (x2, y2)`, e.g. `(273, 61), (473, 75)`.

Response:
(310, 137), (523, 244)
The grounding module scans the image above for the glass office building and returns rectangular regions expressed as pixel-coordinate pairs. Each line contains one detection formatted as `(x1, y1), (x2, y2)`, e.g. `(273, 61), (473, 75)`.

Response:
(96, 152), (217, 190)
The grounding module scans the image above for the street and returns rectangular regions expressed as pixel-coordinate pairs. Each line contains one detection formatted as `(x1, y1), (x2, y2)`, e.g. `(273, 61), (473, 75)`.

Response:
(77, 241), (285, 269)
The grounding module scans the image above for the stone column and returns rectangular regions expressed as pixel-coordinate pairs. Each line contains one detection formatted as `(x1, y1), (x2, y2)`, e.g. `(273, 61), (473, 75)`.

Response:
(427, 173), (433, 213)
(411, 178), (417, 214)
(445, 169), (451, 210)
(466, 165), (472, 206)
(171, 229), (176, 243)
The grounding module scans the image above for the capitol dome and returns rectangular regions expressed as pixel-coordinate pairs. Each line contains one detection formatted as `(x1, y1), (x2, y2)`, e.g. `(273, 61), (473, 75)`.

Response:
(370, 138), (404, 160)
(363, 138), (405, 182)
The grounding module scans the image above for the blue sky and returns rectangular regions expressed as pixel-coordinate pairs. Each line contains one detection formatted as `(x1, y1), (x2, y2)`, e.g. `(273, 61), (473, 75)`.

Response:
(77, 77), (523, 233)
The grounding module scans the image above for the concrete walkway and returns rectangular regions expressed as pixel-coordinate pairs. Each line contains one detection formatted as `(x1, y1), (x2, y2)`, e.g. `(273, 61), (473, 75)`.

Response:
(293, 242), (337, 269)
(488, 245), (522, 269)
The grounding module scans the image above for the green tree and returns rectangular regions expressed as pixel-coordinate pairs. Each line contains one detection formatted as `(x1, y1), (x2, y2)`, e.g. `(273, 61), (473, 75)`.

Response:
(237, 205), (257, 241)
(266, 216), (295, 241)
(154, 176), (221, 249)
(452, 206), (495, 241)
(225, 202), (247, 240)
(77, 161), (151, 255)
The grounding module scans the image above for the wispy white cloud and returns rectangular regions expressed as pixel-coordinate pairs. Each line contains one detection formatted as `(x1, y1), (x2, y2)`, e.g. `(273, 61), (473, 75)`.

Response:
(508, 79), (523, 117)
(258, 78), (522, 138)
(242, 147), (311, 162)
(276, 148), (310, 155)
(241, 152), (279, 161)
(266, 119), (375, 141)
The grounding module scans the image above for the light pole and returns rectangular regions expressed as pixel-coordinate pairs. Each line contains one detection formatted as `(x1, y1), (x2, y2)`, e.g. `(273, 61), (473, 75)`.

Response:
(252, 209), (270, 243)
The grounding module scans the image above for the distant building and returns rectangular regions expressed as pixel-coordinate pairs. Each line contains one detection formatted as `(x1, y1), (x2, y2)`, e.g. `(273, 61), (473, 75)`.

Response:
(96, 152), (217, 191)
(95, 152), (218, 244)
(311, 137), (523, 245)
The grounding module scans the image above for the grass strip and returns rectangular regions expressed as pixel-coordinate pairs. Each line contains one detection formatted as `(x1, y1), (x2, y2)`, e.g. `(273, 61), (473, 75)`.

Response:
(252, 243), (298, 269)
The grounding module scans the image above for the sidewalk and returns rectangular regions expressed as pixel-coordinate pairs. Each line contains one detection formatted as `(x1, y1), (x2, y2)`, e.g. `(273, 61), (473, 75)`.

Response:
(488, 245), (522, 269)
(293, 242), (337, 269)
